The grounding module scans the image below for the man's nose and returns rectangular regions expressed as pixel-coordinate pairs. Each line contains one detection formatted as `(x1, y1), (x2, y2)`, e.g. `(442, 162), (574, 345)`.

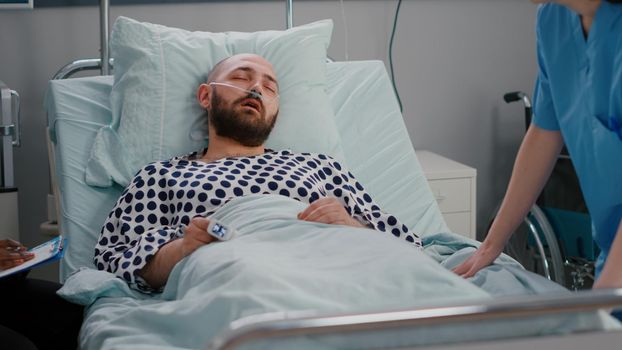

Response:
(247, 80), (265, 98)
(248, 87), (263, 100)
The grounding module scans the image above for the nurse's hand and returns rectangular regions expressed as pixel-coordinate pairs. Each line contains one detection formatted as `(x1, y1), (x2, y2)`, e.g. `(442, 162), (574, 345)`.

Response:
(451, 242), (504, 278)
(0, 239), (35, 270)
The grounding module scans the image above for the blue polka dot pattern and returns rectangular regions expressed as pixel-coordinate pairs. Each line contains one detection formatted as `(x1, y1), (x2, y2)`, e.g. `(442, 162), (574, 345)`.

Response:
(94, 149), (422, 293)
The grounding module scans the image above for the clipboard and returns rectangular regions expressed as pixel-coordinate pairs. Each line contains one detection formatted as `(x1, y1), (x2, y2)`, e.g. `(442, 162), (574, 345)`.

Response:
(0, 235), (65, 279)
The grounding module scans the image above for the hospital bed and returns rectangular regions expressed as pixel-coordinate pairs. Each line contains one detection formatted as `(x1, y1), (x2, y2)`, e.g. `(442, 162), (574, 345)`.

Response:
(44, 1), (622, 349)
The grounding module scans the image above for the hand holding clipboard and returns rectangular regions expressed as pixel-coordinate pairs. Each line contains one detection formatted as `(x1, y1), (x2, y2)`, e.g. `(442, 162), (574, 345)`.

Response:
(0, 236), (64, 279)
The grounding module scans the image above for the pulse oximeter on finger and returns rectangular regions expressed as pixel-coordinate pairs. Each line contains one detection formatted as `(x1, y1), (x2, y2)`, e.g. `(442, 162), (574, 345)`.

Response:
(206, 219), (236, 241)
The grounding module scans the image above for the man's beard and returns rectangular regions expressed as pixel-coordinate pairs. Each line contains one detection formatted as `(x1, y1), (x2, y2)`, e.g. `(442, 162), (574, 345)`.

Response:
(208, 91), (278, 147)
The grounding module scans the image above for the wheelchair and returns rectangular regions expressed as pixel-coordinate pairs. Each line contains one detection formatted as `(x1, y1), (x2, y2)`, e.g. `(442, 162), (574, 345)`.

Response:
(487, 91), (597, 290)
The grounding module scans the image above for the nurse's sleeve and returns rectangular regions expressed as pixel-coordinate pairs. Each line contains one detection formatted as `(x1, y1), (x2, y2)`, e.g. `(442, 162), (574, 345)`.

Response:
(532, 11), (560, 131)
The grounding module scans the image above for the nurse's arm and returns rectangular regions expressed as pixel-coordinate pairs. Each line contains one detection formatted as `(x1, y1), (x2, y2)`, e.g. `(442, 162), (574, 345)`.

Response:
(594, 218), (622, 289)
(453, 125), (563, 277)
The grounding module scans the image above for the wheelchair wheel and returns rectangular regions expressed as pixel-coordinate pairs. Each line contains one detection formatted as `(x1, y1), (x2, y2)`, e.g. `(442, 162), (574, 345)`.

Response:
(487, 204), (566, 286)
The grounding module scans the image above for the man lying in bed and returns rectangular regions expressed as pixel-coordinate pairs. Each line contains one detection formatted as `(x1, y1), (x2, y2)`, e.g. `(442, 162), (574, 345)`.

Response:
(94, 53), (422, 293)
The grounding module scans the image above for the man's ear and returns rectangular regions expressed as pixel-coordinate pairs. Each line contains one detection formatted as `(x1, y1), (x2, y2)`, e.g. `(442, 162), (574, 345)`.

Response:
(197, 83), (212, 109)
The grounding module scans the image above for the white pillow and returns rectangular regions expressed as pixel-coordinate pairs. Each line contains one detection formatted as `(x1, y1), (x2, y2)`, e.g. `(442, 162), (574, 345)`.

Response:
(86, 16), (345, 187)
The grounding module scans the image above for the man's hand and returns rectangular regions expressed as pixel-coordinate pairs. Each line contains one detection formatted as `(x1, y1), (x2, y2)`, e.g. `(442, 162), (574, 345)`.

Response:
(298, 197), (365, 228)
(181, 217), (216, 257)
(0, 239), (34, 271)
(139, 217), (216, 289)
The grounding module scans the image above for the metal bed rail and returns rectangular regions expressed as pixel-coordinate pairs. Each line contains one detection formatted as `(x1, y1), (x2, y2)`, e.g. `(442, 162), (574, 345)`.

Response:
(53, 0), (294, 80)
(100, 0), (111, 75)
(207, 288), (622, 350)
(53, 58), (114, 80)
(53, 0), (112, 80)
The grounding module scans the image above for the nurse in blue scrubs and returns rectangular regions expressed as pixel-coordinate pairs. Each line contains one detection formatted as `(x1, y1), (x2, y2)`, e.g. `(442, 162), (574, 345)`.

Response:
(454, 0), (622, 292)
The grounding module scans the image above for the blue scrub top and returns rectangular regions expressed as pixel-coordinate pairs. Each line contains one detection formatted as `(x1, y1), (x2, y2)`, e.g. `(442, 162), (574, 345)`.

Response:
(532, 3), (622, 276)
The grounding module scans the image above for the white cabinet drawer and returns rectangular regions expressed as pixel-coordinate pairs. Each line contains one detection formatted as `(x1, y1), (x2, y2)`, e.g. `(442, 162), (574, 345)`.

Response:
(443, 212), (473, 239)
(428, 178), (471, 213)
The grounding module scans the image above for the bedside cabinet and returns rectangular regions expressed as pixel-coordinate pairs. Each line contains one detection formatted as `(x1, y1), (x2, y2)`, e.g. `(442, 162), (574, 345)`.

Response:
(416, 151), (477, 240)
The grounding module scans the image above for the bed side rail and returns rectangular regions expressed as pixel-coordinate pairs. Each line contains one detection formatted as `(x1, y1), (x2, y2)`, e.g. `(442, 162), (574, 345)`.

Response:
(48, 55), (112, 238)
(53, 58), (114, 80)
(207, 288), (622, 350)
(54, 0), (111, 80)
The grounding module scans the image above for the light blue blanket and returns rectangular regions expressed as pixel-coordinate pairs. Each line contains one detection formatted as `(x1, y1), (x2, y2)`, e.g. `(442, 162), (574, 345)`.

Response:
(59, 195), (618, 349)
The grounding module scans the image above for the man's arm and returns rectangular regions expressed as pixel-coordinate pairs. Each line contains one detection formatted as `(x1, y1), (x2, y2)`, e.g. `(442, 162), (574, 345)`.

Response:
(139, 217), (214, 290)
(594, 218), (622, 289)
(137, 239), (185, 290)
(94, 163), (215, 292)
(300, 154), (420, 246)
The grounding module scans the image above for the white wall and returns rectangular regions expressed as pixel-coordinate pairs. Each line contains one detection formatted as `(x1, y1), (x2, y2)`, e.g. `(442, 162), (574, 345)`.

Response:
(0, 0), (537, 281)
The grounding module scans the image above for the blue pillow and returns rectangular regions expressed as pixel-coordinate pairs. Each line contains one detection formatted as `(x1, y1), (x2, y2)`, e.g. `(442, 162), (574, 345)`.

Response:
(86, 16), (345, 187)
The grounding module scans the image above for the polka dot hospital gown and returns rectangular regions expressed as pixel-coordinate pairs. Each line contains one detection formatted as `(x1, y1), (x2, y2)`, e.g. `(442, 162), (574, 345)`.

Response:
(94, 149), (423, 292)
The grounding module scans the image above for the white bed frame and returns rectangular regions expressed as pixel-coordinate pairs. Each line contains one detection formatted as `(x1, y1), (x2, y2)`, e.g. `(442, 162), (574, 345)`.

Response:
(46, 1), (622, 349)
